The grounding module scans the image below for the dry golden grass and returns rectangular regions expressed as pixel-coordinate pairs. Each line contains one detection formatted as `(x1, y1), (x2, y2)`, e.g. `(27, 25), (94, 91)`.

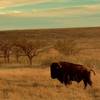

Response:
(0, 67), (99, 100)
(0, 27), (100, 100)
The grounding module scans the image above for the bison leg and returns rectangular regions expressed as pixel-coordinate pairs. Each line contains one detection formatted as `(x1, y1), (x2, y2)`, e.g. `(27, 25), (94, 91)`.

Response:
(83, 80), (88, 89)
(86, 74), (92, 87)
(83, 79), (92, 89)
(87, 79), (92, 87)
(63, 74), (72, 85)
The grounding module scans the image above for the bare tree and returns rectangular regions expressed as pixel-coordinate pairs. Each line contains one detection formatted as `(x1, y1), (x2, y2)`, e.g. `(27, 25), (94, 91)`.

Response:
(54, 39), (78, 56)
(15, 40), (48, 65)
(12, 45), (24, 63)
(0, 41), (12, 63)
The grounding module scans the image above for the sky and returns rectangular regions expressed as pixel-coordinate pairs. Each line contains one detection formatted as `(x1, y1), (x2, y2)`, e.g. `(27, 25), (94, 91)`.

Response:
(0, 0), (100, 30)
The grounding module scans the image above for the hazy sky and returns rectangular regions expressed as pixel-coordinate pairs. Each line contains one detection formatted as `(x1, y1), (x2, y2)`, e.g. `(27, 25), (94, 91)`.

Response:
(0, 0), (100, 30)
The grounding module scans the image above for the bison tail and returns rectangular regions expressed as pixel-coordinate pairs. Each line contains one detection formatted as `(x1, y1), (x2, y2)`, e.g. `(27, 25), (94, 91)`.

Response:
(90, 69), (96, 75)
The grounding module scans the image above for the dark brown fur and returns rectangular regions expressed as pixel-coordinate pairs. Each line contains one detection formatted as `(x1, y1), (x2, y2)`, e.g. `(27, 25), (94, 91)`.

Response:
(50, 61), (95, 88)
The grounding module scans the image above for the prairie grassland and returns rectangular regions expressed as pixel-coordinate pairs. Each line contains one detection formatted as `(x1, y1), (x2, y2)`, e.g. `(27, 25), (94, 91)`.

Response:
(0, 27), (100, 100)
(0, 67), (99, 100)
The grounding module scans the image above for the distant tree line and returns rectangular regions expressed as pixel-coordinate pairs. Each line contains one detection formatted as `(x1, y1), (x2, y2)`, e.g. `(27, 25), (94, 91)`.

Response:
(0, 40), (50, 65)
(0, 39), (78, 66)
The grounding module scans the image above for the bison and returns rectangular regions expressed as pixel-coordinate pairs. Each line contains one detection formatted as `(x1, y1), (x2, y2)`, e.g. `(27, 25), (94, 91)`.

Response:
(50, 61), (95, 88)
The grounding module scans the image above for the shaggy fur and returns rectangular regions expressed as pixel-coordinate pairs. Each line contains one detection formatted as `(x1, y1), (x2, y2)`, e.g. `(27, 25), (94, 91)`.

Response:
(50, 61), (95, 88)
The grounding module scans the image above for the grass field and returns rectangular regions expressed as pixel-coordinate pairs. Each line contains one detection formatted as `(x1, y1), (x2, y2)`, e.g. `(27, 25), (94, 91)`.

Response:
(0, 27), (100, 100)
(0, 67), (99, 100)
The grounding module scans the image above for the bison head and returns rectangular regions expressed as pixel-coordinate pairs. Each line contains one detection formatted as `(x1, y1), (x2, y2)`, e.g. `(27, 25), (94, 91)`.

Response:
(50, 62), (61, 79)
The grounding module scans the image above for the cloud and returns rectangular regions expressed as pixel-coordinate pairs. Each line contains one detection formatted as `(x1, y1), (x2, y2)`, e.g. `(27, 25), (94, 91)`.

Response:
(0, 9), (22, 15)
(45, 5), (99, 16)
(84, 4), (100, 11)
(11, 10), (22, 14)
(5, 4), (99, 17)
(0, 1), (100, 18)
(0, 12), (7, 15)
(0, 0), (13, 8)
(0, 0), (50, 8)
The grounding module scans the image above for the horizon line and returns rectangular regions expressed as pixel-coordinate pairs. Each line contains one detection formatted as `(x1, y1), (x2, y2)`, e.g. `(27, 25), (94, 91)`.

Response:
(0, 26), (100, 32)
